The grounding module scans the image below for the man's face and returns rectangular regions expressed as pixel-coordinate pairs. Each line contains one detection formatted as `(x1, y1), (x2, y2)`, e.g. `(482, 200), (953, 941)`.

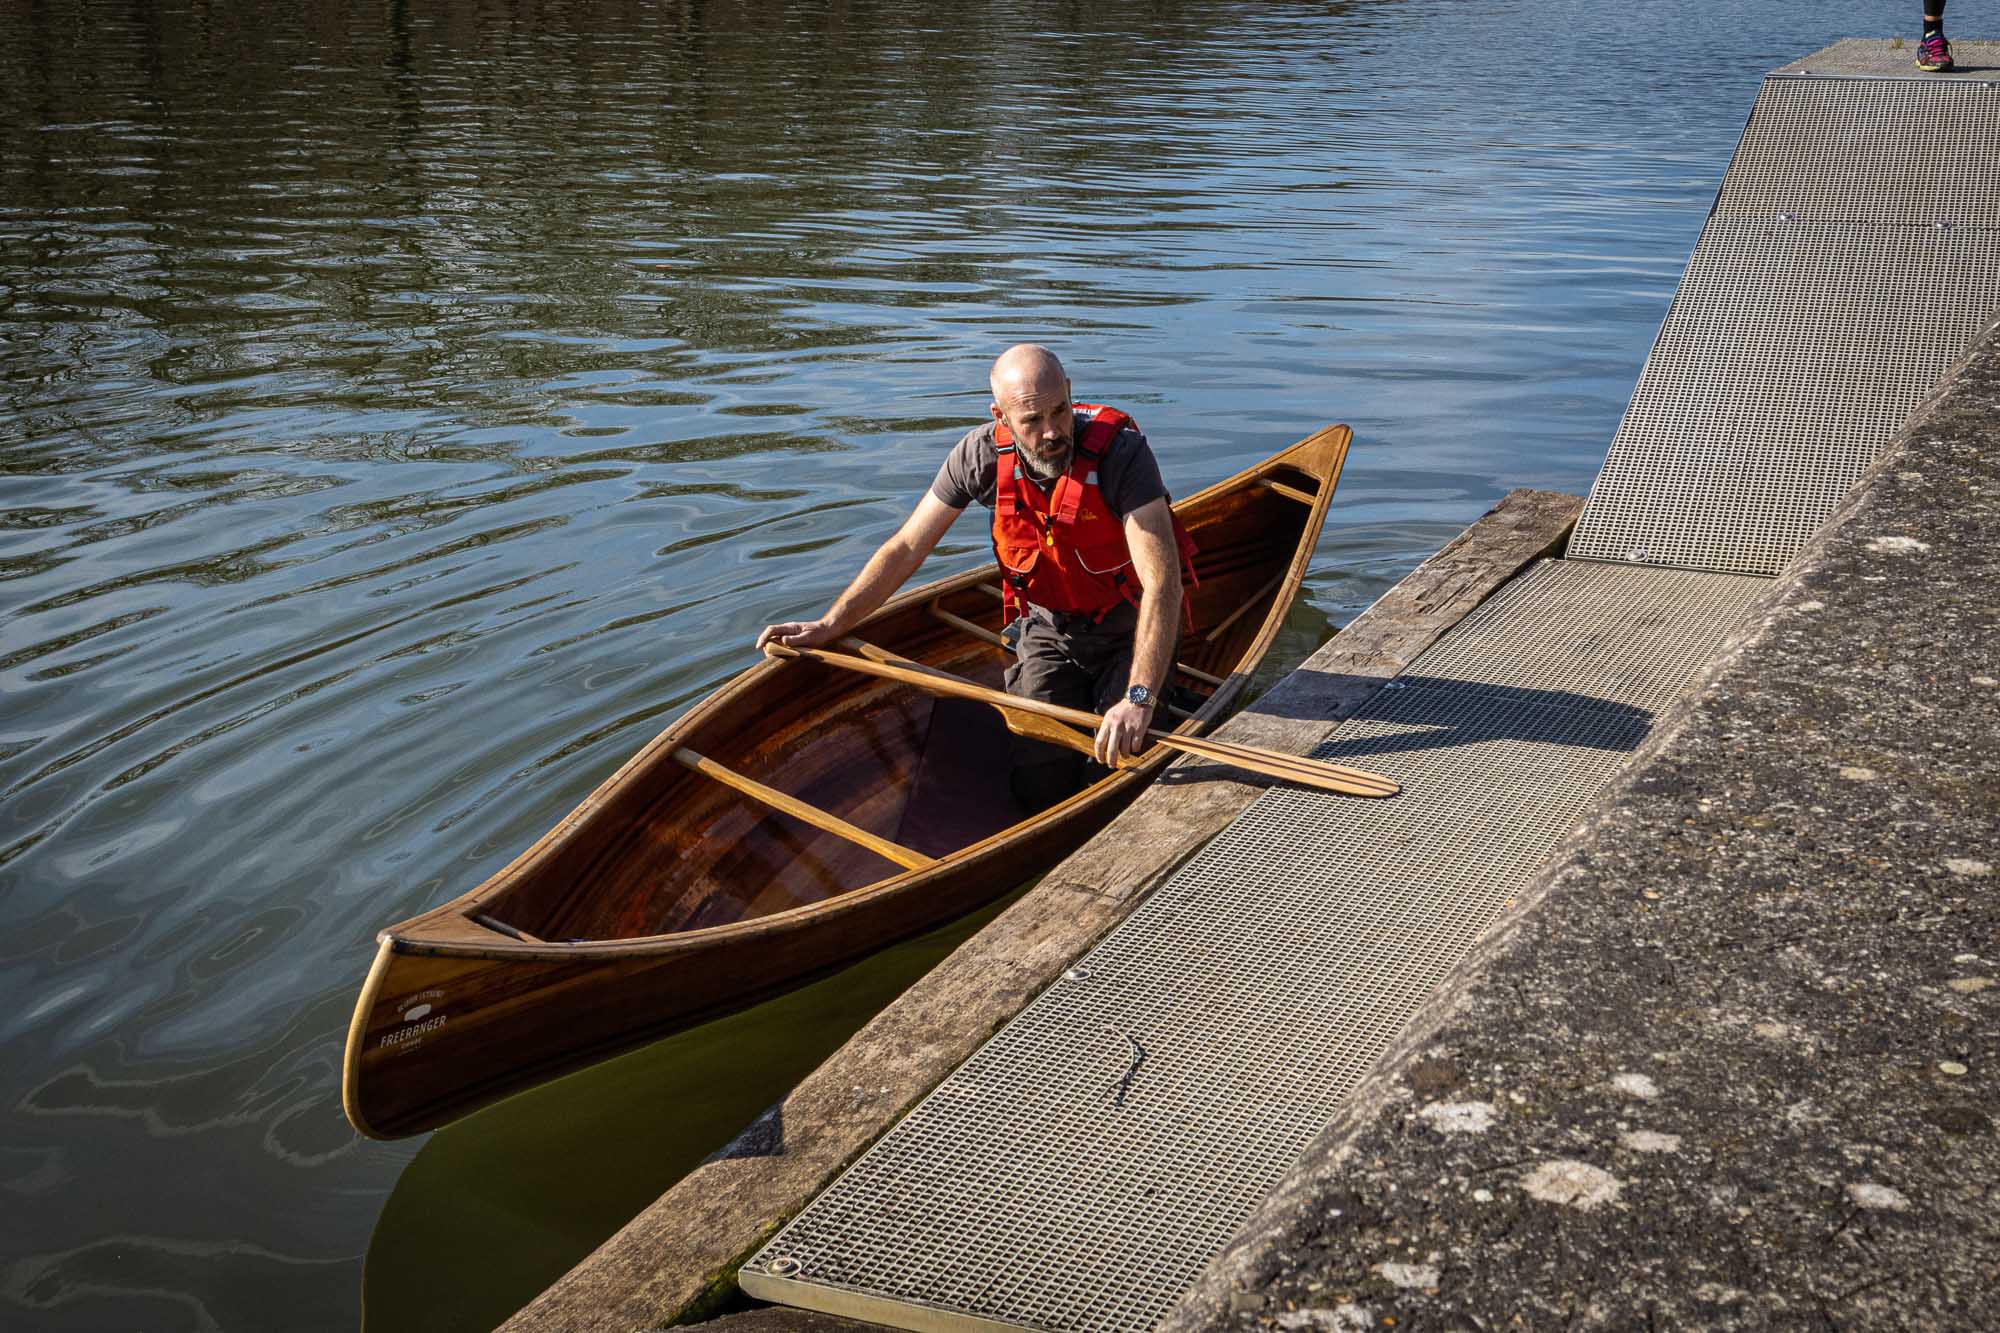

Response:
(993, 377), (1073, 473)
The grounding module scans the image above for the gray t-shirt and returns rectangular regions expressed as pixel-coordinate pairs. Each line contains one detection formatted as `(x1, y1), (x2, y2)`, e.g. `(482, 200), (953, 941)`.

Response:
(930, 418), (1167, 516)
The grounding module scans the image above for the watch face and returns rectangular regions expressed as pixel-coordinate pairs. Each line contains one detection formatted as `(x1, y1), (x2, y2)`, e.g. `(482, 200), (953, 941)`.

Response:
(1127, 684), (1152, 707)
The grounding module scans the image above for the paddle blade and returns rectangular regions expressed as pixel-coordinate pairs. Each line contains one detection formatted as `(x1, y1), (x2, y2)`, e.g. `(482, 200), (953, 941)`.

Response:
(1155, 734), (1398, 797)
(998, 707), (1145, 771)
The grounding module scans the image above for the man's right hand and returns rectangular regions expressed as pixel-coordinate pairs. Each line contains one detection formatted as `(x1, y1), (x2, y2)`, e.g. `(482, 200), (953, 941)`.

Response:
(755, 619), (839, 654)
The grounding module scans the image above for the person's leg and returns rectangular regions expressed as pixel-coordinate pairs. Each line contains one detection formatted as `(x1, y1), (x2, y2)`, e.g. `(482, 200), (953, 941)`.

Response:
(1003, 615), (1092, 812)
(1086, 635), (1140, 717)
(1079, 614), (1188, 727)
(1918, 2), (1953, 70)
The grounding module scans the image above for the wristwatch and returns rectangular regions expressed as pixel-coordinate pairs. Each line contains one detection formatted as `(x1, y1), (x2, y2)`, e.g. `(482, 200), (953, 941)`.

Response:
(1125, 683), (1155, 710)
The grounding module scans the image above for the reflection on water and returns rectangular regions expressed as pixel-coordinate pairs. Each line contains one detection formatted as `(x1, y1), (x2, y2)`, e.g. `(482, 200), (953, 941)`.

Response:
(362, 887), (1023, 1333)
(0, 0), (1894, 1327)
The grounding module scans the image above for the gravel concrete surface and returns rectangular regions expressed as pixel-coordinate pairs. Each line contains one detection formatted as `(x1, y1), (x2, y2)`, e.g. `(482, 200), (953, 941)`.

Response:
(1165, 329), (1999, 1331)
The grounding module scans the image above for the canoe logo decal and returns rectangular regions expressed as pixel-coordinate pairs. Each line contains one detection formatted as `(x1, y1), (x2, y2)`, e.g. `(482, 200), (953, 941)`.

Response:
(382, 991), (449, 1052)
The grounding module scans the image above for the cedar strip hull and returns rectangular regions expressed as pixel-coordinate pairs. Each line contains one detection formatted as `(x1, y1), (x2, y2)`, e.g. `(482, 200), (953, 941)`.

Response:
(344, 424), (1351, 1138)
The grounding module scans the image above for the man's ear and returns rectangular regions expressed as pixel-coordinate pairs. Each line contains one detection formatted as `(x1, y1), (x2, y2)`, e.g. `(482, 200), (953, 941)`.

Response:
(990, 401), (1004, 423)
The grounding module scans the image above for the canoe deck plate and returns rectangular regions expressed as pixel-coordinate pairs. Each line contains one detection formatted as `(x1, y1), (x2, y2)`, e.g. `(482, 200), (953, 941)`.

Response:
(743, 42), (1996, 1332)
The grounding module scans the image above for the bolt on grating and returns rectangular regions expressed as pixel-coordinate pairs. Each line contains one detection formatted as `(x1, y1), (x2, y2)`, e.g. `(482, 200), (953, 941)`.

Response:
(1570, 217), (2000, 573)
(746, 563), (1768, 1332)
(1715, 78), (2000, 226)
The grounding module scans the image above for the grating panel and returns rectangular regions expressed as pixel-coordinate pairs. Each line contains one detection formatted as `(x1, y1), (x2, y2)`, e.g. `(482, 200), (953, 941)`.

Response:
(1569, 218), (2000, 573)
(745, 562), (1768, 1333)
(1402, 558), (1769, 710)
(1715, 78), (2000, 225)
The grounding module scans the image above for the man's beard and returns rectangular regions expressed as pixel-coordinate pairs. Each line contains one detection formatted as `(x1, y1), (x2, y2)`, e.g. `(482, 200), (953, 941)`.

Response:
(1017, 437), (1071, 484)
(1008, 412), (1072, 486)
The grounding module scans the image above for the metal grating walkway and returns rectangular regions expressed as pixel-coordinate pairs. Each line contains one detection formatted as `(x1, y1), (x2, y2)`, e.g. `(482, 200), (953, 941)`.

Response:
(743, 562), (1767, 1332)
(742, 42), (2000, 1333)
(1567, 59), (2000, 573)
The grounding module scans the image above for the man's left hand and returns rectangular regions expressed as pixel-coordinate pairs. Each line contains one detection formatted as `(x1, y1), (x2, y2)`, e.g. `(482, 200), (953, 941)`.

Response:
(1094, 698), (1154, 766)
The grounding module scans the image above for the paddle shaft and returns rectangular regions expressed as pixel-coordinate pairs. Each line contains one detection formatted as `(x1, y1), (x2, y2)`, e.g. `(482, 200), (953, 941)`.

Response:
(764, 643), (1397, 797)
(838, 639), (1381, 796)
(842, 636), (1148, 770)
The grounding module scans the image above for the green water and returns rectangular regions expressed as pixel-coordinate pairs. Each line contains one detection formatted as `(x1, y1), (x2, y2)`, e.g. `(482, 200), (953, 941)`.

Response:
(361, 889), (1023, 1331)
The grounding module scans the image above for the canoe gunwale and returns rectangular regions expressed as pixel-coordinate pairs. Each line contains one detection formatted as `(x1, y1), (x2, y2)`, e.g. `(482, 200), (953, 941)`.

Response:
(369, 424), (1350, 965)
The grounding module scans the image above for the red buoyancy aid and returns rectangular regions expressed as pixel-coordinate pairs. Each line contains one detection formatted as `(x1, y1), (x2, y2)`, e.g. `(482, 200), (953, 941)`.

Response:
(991, 403), (1199, 628)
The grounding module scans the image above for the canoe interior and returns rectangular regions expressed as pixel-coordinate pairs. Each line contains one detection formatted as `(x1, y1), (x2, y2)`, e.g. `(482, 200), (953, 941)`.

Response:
(469, 462), (1325, 945)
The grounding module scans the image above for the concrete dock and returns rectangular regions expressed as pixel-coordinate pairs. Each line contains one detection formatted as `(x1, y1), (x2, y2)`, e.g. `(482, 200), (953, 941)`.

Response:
(510, 39), (1997, 1331)
(1164, 311), (2000, 1333)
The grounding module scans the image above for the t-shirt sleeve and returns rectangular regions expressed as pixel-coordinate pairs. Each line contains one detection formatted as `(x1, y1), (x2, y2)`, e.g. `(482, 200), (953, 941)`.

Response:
(1098, 429), (1168, 518)
(930, 425), (995, 509)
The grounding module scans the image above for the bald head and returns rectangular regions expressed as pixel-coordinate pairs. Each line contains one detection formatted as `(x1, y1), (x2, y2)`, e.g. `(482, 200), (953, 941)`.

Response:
(990, 343), (1066, 401)
(989, 344), (1074, 474)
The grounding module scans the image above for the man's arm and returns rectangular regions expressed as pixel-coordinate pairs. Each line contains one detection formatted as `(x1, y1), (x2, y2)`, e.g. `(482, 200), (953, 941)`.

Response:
(755, 492), (963, 652)
(1094, 496), (1181, 764)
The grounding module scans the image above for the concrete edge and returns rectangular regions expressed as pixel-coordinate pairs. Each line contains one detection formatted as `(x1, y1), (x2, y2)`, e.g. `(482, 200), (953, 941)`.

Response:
(498, 487), (1585, 1332)
(1156, 315), (2000, 1333)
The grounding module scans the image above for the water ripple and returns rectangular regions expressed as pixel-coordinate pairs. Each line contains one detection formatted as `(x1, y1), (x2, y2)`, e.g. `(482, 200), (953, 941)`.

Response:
(0, 0), (1898, 1328)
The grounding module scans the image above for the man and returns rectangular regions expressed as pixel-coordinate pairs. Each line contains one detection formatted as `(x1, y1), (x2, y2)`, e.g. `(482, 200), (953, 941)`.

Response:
(756, 344), (1192, 810)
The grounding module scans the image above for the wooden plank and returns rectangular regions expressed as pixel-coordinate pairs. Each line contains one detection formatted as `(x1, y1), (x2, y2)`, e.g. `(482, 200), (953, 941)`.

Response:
(930, 600), (1006, 645)
(1259, 478), (1318, 505)
(672, 748), (935, 872)
(1173, 660), (1226, 688)
(470, 914), (545, 944)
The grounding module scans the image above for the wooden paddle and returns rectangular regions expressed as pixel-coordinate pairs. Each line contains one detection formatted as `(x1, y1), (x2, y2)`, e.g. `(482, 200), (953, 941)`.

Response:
(837, 637), (1151, 772)
(830, 640), (1398, 798)
(763, 641), (1398, 798)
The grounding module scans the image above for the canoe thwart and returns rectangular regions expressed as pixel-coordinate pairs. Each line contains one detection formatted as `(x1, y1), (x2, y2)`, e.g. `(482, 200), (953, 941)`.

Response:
(927, 603), (1010, 655)
(1260, 478), (1318, 505)
(1173, 661), (1227, 688)
(671, 747), (936, 871)
(470, 913), (545, 943)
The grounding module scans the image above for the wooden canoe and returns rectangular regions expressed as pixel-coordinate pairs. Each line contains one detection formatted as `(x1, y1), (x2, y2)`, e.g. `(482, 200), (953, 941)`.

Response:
(342, 423), (1352, 1138)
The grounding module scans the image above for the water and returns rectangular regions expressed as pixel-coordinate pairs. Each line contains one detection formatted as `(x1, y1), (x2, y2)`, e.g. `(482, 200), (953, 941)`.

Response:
(0, 0), (1905, 1328)
(362, 888), (1026, 1333)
